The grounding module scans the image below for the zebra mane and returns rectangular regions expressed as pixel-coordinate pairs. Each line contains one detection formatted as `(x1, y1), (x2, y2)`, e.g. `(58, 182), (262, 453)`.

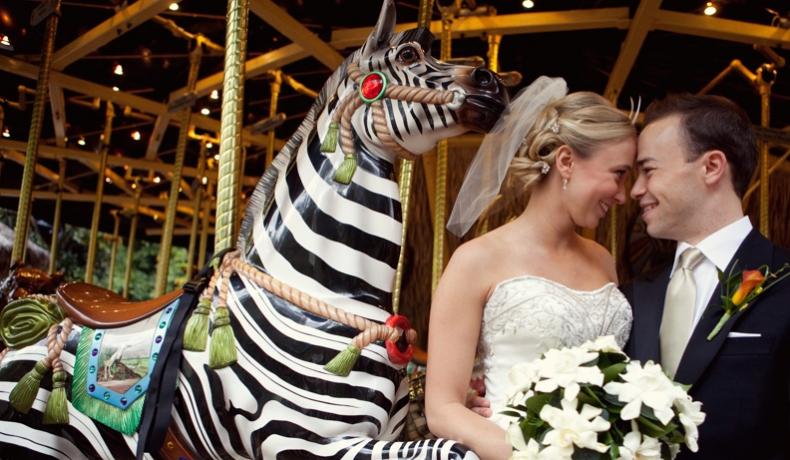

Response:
(236, 50), (359, 257)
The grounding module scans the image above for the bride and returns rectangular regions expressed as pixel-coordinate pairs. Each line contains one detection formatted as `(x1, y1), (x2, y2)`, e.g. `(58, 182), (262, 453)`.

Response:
(424, 77), (636, 459)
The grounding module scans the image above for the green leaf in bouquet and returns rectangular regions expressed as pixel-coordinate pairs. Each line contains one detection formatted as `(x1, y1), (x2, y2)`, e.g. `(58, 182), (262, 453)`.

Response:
(520, 415), (544, 440)
(571, 448), (606, 460)
(639, 404), (660, 422)
(582, 386), (605, 407)
(500, 410), (523, 418)
(597, 352), (628, 368)
(602, 362), (627, 383)
(525, 393), (554, 415)
(603, 432), (620, 460)
(637, 416), (678, 438)
(665, 430), (686, 445)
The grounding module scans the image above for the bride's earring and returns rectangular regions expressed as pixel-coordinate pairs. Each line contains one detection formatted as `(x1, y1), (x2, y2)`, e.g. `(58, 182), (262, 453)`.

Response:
(562, 177), (569, 191)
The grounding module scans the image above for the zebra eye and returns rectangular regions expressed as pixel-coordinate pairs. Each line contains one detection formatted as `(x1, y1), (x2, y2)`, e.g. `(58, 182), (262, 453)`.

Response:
(397, 46), (420, 65)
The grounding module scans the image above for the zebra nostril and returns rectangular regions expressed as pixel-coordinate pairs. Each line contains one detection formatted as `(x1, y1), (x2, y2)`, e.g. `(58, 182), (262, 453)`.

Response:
(472, 67), (495, 88)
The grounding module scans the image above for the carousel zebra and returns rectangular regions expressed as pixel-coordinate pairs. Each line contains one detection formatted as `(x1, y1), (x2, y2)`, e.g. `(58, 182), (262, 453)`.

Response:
(0, 1), (508, 458)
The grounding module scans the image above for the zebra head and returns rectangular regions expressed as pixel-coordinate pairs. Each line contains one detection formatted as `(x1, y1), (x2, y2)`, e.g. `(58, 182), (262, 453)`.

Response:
(320, 0), (509, 161)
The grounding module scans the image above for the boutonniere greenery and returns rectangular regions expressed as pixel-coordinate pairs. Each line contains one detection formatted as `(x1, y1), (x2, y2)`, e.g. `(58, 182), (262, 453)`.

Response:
(707, 261), (790, 341)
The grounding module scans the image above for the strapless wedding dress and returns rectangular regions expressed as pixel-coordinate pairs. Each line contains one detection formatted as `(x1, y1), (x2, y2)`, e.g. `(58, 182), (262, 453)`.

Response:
(477, 275), (632, 428)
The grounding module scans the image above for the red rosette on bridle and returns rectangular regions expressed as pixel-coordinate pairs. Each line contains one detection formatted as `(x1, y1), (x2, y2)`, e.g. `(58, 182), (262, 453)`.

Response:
(385, 314), (414, 365)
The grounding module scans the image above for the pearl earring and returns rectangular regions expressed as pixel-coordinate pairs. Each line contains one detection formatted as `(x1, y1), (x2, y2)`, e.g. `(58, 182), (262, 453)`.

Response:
(562, 177), (568, 191)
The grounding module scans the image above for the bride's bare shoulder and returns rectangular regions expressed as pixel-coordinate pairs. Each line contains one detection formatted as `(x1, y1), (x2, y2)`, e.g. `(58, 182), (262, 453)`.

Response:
(579, 236), (618, 283)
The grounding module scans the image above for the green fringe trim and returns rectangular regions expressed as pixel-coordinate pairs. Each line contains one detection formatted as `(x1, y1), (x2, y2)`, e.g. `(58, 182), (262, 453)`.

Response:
(71, 327), (145, 435)
(208, 306), (237, 369)
(182, 298), (212, 351)
(42, 370), (68, 425)
(333, 152), (357, 184)
(324, 344), (361, 377)
(320, 121), (340, 153)
(10, 360), (49, 413)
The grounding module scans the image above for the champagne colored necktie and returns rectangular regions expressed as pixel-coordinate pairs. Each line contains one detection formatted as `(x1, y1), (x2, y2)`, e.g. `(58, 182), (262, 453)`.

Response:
(660, 247), (705, 378)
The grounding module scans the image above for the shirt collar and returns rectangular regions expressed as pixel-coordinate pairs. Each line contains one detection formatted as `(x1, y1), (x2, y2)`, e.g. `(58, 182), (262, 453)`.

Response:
(671, 216), (753, 275)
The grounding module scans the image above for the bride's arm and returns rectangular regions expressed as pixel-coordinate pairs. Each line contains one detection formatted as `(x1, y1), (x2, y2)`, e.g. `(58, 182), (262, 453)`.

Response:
(425, 243), (512, 460)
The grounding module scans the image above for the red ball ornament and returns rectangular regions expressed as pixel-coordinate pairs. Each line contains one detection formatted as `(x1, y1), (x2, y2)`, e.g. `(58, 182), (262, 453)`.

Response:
(359, 71), (388, 103)
(384, 314), (414, 365)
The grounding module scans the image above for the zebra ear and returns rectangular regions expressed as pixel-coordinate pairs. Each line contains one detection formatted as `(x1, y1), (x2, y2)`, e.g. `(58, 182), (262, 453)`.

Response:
(361, 0), (396, 58)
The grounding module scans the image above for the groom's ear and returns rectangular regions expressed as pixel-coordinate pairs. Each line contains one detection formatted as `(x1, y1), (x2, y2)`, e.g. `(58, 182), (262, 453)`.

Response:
(701, 149), (729, 188)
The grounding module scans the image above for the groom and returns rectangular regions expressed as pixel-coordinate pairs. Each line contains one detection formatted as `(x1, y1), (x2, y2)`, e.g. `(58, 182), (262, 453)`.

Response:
(623, 93), (790, 459)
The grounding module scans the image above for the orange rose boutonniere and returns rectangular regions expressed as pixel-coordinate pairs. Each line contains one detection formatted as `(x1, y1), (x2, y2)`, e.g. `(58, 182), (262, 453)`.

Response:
(707, 261), (790, 341)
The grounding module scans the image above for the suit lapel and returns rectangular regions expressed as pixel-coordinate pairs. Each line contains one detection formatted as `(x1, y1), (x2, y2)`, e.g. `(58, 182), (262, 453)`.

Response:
(674, 229), (771, 386)
(633, 266), (671, 363)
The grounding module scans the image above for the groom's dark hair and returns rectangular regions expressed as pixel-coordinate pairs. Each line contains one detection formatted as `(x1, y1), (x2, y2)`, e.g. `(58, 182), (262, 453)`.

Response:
(643, 93), (757, 197)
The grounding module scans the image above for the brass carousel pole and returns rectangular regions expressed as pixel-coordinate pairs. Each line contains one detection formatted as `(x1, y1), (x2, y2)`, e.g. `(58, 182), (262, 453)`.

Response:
(107, 210), (121, 291)
(155, 44), (203, 296)
(430, 7), (453, 293)
(756, 66), (773, 238)
(11, 0), (62, 265)
(122, 183), (141, 298)
(85, 101), (114, 284)
(265, 70), (282, 167)
(214, 0), (249, 255)
(48, 158), (66, 274)
(392, 0), (434, 313)
(198, 173), (213, 269)
(186, 141), (208, 279)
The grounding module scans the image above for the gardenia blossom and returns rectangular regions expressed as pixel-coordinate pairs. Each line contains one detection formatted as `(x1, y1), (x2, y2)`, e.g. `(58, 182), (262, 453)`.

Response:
(674, 396), (705, 452)
(508, 361), (541, 394)
(617, 427), (662, 460)
(539, 399), (611, 453)
(534, 347), (603, 401)
(580, 335), (625, 355)
(603, 361), (685, 425)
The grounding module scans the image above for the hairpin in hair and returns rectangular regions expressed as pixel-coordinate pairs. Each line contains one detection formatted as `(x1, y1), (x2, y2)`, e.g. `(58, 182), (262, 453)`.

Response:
(550, 120), (560, 134)
(536, 160), (551, 175)
(627, 96), (642, 125)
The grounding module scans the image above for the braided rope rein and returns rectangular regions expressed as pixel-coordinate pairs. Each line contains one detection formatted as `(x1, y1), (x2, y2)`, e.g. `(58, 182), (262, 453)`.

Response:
(203, 252), (416, 375)
(327, 62), (460, 164)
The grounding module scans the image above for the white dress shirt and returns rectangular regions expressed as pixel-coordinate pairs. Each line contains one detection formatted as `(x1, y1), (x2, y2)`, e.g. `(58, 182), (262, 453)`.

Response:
(671, 216), (753, 331)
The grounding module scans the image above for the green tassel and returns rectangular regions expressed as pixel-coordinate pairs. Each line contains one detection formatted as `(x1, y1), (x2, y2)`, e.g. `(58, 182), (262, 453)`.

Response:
(333, 152), (357, 184)
(183, 298), (212, 351)
(42, 370), (68, 425)
(320, 121), (340, 153)
(324, 344), (361, 377)
(10, 360), (49, 413)
(208, 306), (237, 368)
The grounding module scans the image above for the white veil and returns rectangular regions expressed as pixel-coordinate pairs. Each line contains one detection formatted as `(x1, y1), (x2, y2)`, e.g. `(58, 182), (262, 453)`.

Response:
(446, 76), (568, 237)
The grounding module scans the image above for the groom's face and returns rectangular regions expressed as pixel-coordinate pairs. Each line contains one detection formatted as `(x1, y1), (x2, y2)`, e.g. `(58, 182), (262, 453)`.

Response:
(631, 115), (704, 242)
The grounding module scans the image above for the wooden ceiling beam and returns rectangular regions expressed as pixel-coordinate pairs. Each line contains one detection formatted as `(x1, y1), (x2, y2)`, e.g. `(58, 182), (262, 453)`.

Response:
(52, 0), (180, 70)
(604, 0), (662, 102)
(249, 0), (343, 70)
(0, 55), (270, 147)
(330, 8), (631, 48)
(0, 139), (258, 186)
(653, 10), (790, 50)
(0, 150), (80, 193)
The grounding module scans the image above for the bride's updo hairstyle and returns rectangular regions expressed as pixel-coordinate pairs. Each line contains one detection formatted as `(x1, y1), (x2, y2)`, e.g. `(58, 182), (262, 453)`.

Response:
(508, 92), (636, 193)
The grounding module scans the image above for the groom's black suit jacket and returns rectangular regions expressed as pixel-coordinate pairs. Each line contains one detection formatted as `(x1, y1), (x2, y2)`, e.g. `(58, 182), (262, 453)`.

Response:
(622, 229), (790, 460)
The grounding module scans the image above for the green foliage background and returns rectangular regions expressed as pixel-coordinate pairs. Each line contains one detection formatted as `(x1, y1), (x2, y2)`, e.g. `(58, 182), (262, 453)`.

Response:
(1, 208), (189, 300)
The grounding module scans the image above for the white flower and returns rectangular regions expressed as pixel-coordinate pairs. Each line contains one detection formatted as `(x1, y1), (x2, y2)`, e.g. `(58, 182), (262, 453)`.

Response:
(603, 361), (684, 425)
(539, 399), (611, 453)
(674, 396), (705, 452)
(581, 335), (625, 355)
(617, 430), (662, 460)
(508, 431), (574, 460)
(507, 389), (535, 409)
(509, 361), (541, 394)
(534, 347), (603, 401)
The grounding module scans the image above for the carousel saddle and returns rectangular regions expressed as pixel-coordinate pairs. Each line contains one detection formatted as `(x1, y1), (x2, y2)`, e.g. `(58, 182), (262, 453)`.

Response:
(56, 282), (182, 328)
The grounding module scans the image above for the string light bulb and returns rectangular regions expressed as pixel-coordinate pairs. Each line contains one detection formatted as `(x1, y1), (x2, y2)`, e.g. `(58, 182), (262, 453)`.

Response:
(210, 89), (219, 100)
(113, 63), (124, 76)
(206, 142), (213, 149)
(153, 176), (161, 184)
(522, 0), (535, 9)
(168, 3), (179, 11)
(200, 107), (210, 116)
(131, 130), (141, 141)
(1, 127), (10, 138)
(77, 136), (86, 146)
(703, 2), (717, 16)
(112, 86), (120, 92)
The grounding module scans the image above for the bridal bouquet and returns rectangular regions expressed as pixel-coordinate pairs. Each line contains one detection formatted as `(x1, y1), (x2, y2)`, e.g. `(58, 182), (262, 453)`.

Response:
(503, 336), (705, 460)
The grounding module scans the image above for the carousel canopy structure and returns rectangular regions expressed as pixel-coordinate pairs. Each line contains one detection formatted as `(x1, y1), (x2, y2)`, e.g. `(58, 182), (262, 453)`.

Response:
(0, 0), (788, 246)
